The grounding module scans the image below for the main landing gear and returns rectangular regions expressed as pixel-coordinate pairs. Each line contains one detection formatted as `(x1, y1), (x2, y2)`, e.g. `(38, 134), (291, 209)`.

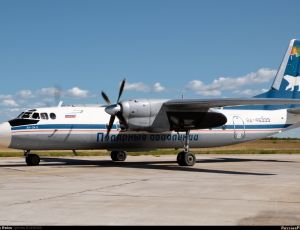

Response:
(24, 150), (40, 166)
(176, 130), (196, 166)
(111, 151), (127, 162)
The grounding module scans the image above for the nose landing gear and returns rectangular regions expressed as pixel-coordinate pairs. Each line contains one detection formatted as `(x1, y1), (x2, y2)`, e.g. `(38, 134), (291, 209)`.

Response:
(111, 151), (127, 162)
(24, 150), (40, 166)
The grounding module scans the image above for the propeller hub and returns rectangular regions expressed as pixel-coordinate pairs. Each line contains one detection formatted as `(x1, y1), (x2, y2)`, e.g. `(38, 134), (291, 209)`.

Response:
(105, 104), (121, 116)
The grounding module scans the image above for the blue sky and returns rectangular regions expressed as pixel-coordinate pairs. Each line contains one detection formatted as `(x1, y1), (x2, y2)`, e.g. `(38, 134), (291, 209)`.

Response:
(1, 0), (300, 137)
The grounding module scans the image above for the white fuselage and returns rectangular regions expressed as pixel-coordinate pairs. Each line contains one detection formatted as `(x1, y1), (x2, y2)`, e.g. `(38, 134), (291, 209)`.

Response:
(0, 105), (297, 151)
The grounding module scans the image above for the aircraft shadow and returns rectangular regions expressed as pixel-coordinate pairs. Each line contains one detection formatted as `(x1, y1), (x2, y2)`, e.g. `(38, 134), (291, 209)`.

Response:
(197, 157), (295, 164)
(34, 157), (276, 176)
(0, 156), (294, 175)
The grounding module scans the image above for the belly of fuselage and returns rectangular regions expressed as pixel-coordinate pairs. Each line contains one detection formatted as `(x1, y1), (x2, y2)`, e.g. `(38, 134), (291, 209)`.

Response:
(9, 128), (277, 150)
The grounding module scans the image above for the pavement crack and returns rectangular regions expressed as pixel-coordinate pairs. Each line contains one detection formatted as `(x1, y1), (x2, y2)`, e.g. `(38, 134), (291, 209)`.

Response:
(7, 178), (149, 207)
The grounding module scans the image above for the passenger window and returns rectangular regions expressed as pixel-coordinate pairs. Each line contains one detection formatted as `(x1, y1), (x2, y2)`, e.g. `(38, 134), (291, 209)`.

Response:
(32, 113), (40, 119)
(40, 113), (49, 120)
(50, 113), (56, 119)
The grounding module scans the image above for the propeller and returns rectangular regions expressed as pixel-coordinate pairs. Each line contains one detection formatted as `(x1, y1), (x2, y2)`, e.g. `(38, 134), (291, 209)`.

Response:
(101, 79), (126, 138)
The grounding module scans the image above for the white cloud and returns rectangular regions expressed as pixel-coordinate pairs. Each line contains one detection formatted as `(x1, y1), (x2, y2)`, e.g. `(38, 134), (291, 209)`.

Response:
(17, 89), (34, 99)
(8, 108), (21, 113)
(186, 80), (222, 96)
(1, 98), (19, 107)
(37, 87), (60, 96)
(0, 94), (12, 99)
(125, 81), (166, 93)
(125, 82), (150, 92)
(233, 88), (269, 97)
(152, 82), (165, 92)
(186, 68), (276, 96)
(32, 102), (49, 108)
(67, 87), (89, 98)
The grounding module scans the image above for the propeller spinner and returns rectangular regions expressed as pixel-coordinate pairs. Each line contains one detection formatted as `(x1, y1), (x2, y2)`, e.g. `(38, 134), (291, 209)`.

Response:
(101, 79), (126, 137)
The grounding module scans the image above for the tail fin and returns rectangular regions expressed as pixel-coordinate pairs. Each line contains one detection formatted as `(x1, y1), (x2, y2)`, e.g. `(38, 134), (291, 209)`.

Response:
(256, 39), (300, 100)
(272, 39), (300, 92)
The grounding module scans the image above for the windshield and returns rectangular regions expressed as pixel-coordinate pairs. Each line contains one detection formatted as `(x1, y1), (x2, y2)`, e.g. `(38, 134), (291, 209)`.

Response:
(20, 112), (33, 119)
(17, 112), (25, 118)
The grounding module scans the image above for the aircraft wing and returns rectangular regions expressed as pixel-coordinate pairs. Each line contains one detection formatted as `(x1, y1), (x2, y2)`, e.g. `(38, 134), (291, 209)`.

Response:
(161, 98), (300, 131)
(164, 98), (300, 110)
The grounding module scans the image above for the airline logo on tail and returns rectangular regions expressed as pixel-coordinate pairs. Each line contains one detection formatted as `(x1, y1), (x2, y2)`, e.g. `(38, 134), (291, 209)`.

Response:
(283, 75), (300, 91)
(282, 43), (300, 91)
(291, 46), (300, 56)
(253, 39), (300, 109)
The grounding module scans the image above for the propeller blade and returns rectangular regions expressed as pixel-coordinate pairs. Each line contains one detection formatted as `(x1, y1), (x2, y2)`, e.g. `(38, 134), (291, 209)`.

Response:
(106, 115), (115, 138)
(117, 78), (126, 103)
(102, 79), (128, 136)
(101, 91), (111, 105)
(116, 112), (128, 129)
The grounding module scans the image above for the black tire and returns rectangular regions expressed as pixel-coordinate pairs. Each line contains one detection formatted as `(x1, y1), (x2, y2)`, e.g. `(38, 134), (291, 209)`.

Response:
(177, 151), (196, 166)
(25, 154), (40, 166)
(111, 151), (127, 162)
(177, 151), (185, 166)
(184, 152), (196, 166)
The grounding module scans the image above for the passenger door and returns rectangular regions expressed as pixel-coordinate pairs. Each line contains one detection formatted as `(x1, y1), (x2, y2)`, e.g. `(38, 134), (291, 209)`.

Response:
(233, 116), (245, 139)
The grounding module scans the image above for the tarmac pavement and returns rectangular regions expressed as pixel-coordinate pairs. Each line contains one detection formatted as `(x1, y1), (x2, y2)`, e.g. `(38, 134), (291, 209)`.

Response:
(0, 154), (299, 225)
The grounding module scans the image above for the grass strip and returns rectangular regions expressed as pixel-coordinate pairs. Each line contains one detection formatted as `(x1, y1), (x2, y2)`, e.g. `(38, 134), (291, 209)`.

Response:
(1, 149), (300, 157)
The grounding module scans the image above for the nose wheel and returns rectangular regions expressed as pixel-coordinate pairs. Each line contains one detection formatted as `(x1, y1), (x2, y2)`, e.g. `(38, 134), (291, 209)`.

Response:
(176, 130), (196, 166)
(24, 151), (40, 166)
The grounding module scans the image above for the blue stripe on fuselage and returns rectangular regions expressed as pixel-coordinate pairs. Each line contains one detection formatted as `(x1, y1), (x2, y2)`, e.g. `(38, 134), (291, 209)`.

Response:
(11, 124), (115, 130)
(11, 123), (292, 131)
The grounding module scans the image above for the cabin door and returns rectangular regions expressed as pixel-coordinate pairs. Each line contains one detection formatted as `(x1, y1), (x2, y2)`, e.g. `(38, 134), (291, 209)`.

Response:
(233, 116), (245, 139)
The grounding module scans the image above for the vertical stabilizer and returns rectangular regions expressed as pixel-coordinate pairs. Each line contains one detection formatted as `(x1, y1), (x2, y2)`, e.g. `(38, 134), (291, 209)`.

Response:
(272, 39), (298, 90)
(255, 39), (300, 103)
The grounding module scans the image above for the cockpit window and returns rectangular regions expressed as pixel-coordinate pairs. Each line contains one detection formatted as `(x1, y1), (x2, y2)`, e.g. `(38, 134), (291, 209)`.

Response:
(40, 113), (49, 120)
(9, 111), (40, 127)
(17, 112), (25, 118)
(21, 112), (33, 119)
(32, 113), (40, 119)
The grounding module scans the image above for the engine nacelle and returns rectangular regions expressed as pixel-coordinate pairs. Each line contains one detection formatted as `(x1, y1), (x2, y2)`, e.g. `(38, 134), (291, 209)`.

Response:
(118, 99), (228, 133)
(120, 99), (169, 132)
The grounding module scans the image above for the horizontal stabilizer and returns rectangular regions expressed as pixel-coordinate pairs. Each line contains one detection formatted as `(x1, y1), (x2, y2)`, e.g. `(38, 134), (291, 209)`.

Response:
(287, 108), (300, 114)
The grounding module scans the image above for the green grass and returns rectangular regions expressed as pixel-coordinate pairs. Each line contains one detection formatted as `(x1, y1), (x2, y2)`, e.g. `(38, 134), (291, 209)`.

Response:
(1, 148), (300, 157)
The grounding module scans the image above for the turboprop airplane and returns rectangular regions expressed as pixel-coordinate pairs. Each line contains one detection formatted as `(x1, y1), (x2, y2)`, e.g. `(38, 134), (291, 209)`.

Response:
(1, 39), (300, 167)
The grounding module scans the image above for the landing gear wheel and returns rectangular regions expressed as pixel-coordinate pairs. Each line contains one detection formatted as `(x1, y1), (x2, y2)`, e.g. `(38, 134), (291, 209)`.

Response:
(25, 154), (40, 166)
(177, 151), (196, 166)
(111, 151), (127, 162)
(176, 130), (196, 166)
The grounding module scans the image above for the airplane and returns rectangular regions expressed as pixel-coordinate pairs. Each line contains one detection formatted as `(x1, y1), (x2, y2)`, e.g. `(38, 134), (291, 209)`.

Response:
(1, 39), (300, 167)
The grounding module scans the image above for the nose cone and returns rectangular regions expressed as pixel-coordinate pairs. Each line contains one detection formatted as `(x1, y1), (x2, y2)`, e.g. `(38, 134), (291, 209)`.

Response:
(0, 122), (12, 148)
